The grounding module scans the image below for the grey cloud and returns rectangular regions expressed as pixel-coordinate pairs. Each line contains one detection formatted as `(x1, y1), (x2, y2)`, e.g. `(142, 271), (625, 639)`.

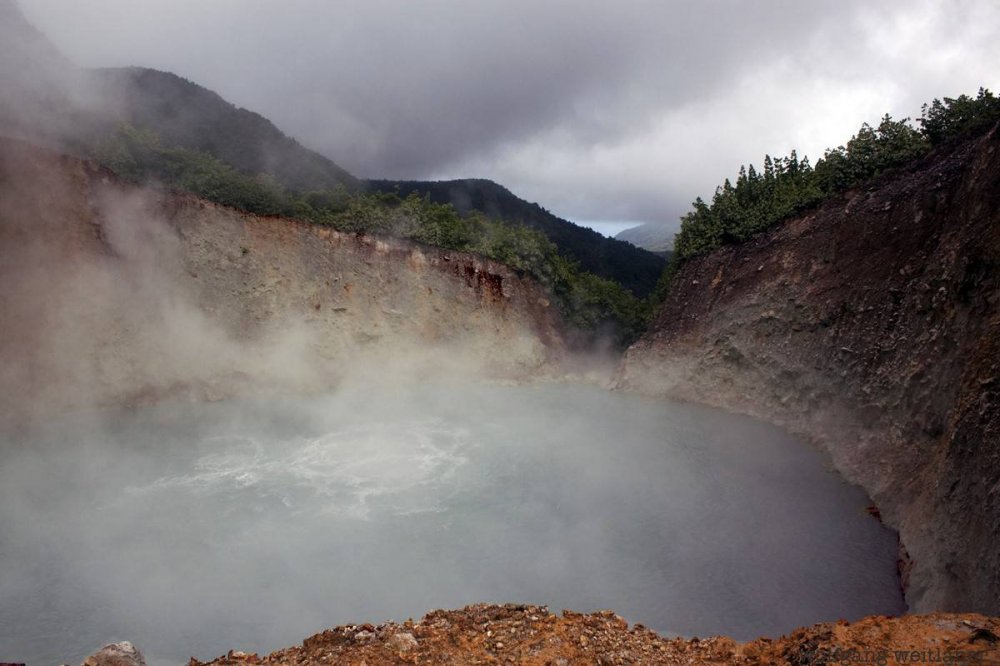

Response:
(223, 0), (869, 177)
(16, 0), (1000, 230)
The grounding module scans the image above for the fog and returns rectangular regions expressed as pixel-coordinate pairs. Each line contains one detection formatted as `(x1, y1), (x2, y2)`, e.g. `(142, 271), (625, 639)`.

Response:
(0, 85), (553, 423)
(0, 141), (343, 423)
(0, 384), (904, 664)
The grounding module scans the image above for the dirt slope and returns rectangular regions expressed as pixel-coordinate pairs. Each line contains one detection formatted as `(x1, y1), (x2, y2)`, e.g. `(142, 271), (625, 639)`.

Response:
(618, 126), (1000, 614)
(0, 137), (567, 422)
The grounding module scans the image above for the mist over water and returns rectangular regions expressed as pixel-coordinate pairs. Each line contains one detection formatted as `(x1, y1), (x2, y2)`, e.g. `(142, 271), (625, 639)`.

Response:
(0, 383), (904, 664)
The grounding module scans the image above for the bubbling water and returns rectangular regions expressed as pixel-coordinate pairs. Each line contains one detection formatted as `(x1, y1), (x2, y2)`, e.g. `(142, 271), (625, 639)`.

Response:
(125, 420), (472, 519)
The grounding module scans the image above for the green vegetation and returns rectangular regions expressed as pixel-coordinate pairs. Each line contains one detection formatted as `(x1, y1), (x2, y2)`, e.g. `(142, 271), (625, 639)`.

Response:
(919, 88), (1000, 144)
(368, 179), (666, 298)
(323, 192), (652, 345)
(93, 125), (651, 346)
(673, 88), (1000, 265)
(95, 125), (300, 216)
(93, 67), (359, 192)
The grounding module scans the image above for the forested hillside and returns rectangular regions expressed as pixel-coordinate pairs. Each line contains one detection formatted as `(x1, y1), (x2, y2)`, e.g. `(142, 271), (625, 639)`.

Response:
(93, 67), (359, 192)
(368, 179), (666, 297)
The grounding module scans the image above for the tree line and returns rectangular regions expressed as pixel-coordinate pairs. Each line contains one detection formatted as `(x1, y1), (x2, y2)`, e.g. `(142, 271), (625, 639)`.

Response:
(673, 88), (1000, 263)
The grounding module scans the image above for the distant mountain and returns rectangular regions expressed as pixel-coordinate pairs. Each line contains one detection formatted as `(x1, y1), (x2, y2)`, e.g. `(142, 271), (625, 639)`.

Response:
(615, 223), (675, 258)
(368, 179), (666, 297)
(0, 3), (357, 192)
(91, 67), (359, 192)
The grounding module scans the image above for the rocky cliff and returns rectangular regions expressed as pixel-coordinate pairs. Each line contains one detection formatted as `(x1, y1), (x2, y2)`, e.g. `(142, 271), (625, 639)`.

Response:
(619, 125), (1000, 613)
(0, 137), (567, 422)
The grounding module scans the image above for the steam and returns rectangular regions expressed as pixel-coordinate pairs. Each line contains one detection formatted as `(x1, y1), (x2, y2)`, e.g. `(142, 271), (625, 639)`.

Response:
(0, 129), (565, 422)
(1, 154), (313, 421)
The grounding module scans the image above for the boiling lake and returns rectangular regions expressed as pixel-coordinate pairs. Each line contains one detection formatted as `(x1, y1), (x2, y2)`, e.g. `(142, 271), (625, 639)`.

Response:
(0, 383), (905, 664)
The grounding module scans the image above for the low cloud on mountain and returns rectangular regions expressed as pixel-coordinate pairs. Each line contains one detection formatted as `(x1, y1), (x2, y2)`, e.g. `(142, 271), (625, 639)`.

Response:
(18, 0), (1000, 235)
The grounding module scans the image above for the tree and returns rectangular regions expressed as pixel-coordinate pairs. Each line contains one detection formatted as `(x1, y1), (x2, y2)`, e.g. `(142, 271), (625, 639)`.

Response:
(920, 88), (1000, 144)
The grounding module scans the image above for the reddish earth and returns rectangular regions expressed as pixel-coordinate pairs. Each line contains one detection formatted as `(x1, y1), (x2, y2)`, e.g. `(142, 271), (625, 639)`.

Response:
(191, 605), (1000, 666)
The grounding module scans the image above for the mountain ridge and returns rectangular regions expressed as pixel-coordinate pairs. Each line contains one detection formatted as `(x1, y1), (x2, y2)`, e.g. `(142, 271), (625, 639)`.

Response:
(368, 177), (666, 296)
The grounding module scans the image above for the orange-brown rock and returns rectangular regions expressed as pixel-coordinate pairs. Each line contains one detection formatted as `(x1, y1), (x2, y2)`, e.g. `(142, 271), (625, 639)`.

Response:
(191, 604), (1000, 666)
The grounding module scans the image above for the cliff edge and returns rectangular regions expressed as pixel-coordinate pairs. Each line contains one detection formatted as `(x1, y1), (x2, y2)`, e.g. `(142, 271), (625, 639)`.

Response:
(618, 125), (1000, 613)
(0, 137), (568, 422)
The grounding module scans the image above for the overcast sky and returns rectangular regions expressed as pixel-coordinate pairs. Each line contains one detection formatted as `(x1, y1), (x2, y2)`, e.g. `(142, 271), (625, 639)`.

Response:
(16, 0), (1000, 236)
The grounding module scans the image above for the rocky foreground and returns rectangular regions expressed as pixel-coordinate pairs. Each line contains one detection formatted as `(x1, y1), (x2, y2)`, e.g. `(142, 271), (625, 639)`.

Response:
(80, 605), (1000, 666)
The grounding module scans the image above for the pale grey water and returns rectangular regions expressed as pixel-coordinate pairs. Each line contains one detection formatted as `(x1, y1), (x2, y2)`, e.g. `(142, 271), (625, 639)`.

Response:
(0, 383), (904, 665)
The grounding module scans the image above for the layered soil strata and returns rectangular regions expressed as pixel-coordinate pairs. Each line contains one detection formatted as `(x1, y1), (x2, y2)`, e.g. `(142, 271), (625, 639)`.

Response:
(0, 137), (568, 422)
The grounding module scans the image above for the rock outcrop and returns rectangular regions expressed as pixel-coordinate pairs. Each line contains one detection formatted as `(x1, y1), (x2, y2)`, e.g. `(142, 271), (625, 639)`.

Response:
(81, 642), (146, 666)
(189, 604), (1000, 666)
(619, 125), (1000, 613)
(0, 137), (567, 422)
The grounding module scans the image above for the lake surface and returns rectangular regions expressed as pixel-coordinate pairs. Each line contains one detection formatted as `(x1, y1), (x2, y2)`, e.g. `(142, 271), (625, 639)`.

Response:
(0, 383), (904, 664)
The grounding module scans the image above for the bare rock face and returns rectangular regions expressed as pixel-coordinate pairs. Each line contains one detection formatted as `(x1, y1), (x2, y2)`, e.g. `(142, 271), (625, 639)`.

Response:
(0, 137), (569, 422)
(384, 632), (418, 653)
(619, 125), (1000, 614)
(81, 642), (146, 666)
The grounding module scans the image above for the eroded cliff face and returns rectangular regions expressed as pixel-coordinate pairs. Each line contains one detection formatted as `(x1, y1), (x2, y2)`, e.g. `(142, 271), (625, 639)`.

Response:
(619, 126), (1000, 613)
(0, 138), (567, 421)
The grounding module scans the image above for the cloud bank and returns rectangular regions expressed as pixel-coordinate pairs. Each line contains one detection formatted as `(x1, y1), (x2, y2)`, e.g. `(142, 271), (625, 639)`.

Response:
(18, 0), (1000, 233)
